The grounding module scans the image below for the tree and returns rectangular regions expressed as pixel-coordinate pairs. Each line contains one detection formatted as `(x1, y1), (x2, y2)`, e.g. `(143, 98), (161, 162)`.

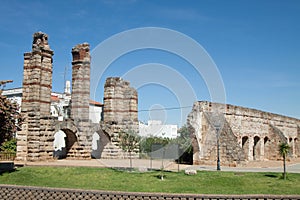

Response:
(0, 80), (22, 146)
(176, 124), (193, 164)
(119, 130), (140, 171)
(279, 142), (290, 180)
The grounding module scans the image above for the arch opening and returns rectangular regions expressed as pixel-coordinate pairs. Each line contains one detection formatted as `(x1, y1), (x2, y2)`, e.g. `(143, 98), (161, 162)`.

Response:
(253, 136), (261, 160)
(242, 136), (249, 160)
(53, 129), (79, 159)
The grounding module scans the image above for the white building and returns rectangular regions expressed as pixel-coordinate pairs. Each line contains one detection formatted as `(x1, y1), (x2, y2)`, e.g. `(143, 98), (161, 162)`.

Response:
(139, 120), (178, 139)
(2, 82), (103, 123)
(2, 87), (22, 112)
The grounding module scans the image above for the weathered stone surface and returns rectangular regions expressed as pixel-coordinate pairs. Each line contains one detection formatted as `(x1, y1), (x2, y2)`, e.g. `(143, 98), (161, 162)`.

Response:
(188, 101), (300, 166)
(100, 77), (139, 159)
(16, 32), (54, 162)
(16, 33), (139, 161)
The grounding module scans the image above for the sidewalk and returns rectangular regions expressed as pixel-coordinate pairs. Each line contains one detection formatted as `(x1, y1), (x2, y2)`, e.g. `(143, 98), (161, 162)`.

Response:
(16, 158), (300, 173)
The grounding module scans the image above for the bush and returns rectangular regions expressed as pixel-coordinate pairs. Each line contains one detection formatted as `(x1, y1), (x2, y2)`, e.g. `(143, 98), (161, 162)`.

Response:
(1, 138), (17, 153)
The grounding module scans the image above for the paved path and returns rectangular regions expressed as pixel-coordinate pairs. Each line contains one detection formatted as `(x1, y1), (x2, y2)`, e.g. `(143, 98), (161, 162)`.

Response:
(17, 158), (300, 173)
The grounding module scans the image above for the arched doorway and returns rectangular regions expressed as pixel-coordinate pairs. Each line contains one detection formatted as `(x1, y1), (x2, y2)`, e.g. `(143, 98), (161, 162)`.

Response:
(91, 132), (101, 159)
(53, 129), (79, 159)
(53, 130), (66, 159)
(253, 136), (261, 160)
(242, 136), (249, 160)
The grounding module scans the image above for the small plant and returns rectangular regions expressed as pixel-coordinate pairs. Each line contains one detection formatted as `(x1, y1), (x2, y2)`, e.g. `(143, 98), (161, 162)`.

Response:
(119, 130), (140, 171)
(278, 142), (290, 180)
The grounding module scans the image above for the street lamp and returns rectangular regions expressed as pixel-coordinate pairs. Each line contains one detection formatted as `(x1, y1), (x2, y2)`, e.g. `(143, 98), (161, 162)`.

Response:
(215, 124), (221, 171)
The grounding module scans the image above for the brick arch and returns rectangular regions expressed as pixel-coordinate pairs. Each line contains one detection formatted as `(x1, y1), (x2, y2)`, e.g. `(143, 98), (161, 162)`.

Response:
(54, 120), (78, 138)
(53, 120), (80, 159)
(60, 128), (79, 158)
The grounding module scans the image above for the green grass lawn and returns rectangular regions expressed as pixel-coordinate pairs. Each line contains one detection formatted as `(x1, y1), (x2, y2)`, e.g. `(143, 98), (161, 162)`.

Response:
(0, 166), (299, 194)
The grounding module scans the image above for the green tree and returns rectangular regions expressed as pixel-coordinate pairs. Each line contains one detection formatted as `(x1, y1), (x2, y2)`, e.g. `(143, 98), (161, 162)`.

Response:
(0, 80), (22, 146)
(139, 136), (170, 156)
(176, 124), (193, 164)
(279, 142), (290, 180)
(119, 130), (140, 171)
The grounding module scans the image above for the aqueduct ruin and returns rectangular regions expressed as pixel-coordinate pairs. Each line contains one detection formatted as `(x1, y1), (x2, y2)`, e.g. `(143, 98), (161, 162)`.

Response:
(16, 32), (138, 161)
(15, 32), (300, 165)
(188, 101), (300, 166)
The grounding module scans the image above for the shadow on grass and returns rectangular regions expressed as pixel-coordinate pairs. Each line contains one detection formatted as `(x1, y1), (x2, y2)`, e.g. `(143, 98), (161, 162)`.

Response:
(0, 168), (17, 176)
(264, 174), (278, 178)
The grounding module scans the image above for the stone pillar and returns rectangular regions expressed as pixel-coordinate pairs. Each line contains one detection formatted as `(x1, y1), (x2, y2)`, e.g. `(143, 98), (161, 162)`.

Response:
(260, 139), (264, 160)
(248, 136), (254, 161)
(16, 32), (54, 161)
(291, 138), (295, 157)
(70, 43), (91, 159)
(71, 43), (90, 121)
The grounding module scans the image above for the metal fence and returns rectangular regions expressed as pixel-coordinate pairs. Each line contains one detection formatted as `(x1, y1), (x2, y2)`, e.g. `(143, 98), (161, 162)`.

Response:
(0, 152), (16, 161)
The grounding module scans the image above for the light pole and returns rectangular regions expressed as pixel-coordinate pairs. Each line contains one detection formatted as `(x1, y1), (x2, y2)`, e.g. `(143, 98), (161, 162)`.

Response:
(215, 125), (221, 171)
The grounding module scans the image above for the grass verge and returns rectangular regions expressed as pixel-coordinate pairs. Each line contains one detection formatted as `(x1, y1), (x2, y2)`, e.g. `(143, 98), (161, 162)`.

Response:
(0, 166), (299, 194)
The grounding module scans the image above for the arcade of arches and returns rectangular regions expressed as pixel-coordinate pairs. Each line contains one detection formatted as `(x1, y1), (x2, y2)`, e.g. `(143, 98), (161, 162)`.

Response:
(188, 101), (300, 165)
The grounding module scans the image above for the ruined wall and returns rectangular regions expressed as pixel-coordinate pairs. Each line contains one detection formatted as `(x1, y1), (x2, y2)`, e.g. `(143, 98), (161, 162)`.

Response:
(16, 32), (55, 161)
(103, 77), (138, 125)
(100, 77), (139, 158)
(188, 101), (300, 165)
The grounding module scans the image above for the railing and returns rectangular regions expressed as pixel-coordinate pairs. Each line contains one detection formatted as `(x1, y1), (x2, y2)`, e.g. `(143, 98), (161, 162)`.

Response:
(0, 152), (16, 161)
(1, 184), (300, 200)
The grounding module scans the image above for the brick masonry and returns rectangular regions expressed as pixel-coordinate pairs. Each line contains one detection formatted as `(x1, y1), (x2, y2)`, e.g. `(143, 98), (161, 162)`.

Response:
(100, 77), (139, 159)
(16, 32), (55, 162)
(188, 101), (300, 166)
(0, 185), (299, 200)
(16, 32), (140, 161)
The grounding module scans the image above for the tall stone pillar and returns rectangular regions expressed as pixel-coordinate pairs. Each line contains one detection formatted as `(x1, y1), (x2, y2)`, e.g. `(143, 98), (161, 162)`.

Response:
(71, 43), (90, 121)
(70, 43), (91, 159)
(16, 32), (54, 161)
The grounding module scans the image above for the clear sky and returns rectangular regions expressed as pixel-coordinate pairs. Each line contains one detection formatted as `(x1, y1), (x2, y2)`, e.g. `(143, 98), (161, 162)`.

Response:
(0, 0), (299, 126)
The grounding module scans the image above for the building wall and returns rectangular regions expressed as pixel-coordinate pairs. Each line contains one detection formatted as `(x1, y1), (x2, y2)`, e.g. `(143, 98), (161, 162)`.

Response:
(89, 104), (103, 123)
(188, 101), (300, 165)
(139, 120), (178, 139)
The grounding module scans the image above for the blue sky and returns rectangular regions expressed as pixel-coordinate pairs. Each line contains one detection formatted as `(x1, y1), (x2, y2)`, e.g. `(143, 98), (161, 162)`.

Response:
(0, 0), (299, 126)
